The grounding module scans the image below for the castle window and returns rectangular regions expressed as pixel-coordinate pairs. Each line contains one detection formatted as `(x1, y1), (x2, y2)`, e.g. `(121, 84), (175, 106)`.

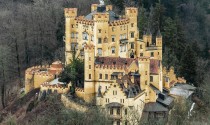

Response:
(82, 32), (88, 40)
(117, 108), (120, 115)
(131, 32), (134, 38)
(117, 121), (120, 125)
(125, 109), (127, 115)
(131, 23), (134, 27)
(71, 24), (74, 28)
(112, 35), (115, 42)
(76, 32), (78, 38)
(105, 74), (108, 79)
(158, 52), (159, 55)
(131, 42), (134, 49)
(71, 32), (74, 38)
(140, 53), (143, 57)
(112, 27), (115, 32)
(89, 65), (91, 69)
(145, 80), (147, 85)
(120, 34), (123, 39)
(98, 48), (102, 56)
(124, 45), (126, 52)
(89, 74), (91, 79)
(151, 52), (154, 57)
(110, 108), (113, 115)
(71, 43), (77, 50)
(140, 45), (142, 49)
(89, 57), (91, 61)
(91, 35), (94, 41)
(145, 71), (147, 75)
(99, 74), (102, 79)
(98, 38), (102, 44)
(165, 77), (169, 82)
(123, 34), (127, 39)
(98, 29), (101, 33)
(111, 47), (115, 54)
(125, 121), (128, 125)
(150, 76), (153, 82)
(120, 45), (123, 52)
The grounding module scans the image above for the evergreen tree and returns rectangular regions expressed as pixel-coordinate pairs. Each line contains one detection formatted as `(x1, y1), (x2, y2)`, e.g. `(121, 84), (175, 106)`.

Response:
(138, 6), (148, 38)
(179, 46), (197, 86)
(59, 49), (84, 87)
(203, 41), (209, 60)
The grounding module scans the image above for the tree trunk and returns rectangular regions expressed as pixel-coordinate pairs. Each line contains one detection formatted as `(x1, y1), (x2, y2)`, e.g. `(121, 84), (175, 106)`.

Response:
(14, 38), (22, 87)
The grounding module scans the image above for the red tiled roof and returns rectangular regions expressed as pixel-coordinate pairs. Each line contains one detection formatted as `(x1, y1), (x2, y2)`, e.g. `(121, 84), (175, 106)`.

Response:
(150, 59), (160, 74)
(95, 57), (135, 66)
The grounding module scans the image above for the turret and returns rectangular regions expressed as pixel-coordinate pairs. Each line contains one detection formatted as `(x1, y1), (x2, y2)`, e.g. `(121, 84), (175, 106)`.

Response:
(91, 4), (98, 12)
(143, 29), (152, 47)
(156, 30), (162, 47)
(84, 44), (95, 103)
(125, 7), (139, 39)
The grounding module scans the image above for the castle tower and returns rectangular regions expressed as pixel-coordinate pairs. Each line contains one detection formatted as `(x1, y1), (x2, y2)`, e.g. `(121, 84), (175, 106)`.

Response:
(84, 44), (95, 103)
(156, 30), (162, 47)
(143, 29), (152, 47)
(64, 8), (78, 64)
(125, 7), (139, 40)
(138, 57), (150, 102)
(93, 6), (109, 57)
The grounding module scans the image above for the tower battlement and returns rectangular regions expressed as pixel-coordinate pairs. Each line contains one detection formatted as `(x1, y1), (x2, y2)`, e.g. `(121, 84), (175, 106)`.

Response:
(93, 13), (109, 22)
(125, 7), (138, 17)
(65, 8), (78, 18)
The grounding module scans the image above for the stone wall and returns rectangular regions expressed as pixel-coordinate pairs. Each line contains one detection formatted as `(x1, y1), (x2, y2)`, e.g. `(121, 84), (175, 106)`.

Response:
(61, 94), (88, 112)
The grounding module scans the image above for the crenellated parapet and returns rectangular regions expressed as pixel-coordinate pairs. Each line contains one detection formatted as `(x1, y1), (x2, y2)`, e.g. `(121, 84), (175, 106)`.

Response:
(75, 17), (94, 25)
(93, 13), (109, 22)
(75, 87), (84, 92)
(64, 8), (78, 18)
(95, 64), (126, 70)
(25, 61), (63, 93)
(109, 18), (130, 26)
(125, 7), (138, 17)
(40, 82), (71, 94)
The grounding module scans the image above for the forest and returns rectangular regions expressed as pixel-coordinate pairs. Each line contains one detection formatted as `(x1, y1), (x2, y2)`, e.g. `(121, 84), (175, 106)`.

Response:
(0, 0), (209, 124)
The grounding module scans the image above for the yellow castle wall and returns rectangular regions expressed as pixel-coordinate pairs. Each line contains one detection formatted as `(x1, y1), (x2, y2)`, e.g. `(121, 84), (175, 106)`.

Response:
(40, 84), (70, 94)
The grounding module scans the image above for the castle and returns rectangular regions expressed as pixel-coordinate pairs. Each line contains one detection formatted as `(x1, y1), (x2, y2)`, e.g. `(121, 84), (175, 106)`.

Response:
(25, 2), (188, 125)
